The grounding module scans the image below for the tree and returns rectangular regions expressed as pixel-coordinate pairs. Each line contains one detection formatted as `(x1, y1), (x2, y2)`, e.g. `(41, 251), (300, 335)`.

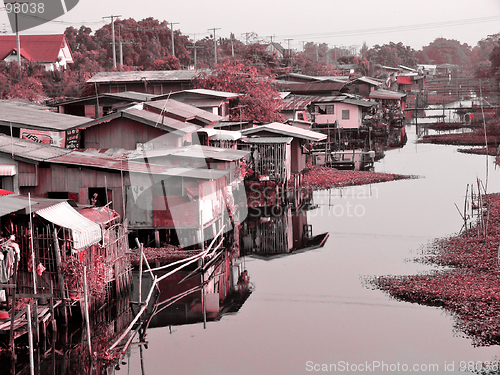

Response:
(489, 40), (500, 82)
(150, 56), (181, 70)
(366, 42), (418, 68)
(422, 38), (472, 67)
(192, 58), (285, 124)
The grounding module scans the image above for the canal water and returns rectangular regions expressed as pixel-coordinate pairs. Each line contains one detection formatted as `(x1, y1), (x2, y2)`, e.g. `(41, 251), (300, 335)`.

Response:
(123, 125), (500, 375)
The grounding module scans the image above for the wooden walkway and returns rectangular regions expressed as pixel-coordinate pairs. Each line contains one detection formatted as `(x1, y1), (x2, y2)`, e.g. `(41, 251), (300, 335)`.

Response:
(0, 300), (61, 340)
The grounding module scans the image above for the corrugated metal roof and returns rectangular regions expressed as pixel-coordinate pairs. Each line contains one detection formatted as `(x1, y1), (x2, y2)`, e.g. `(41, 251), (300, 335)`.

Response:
(65, 107), (201, 134)
(242, 137), (293, 144)
(128, 145), (249, 162)
(346, 76), (384, 86)
(369, 89), (407, 100)
(122, 108), (200, 134)
(276, 81), (346, 93)
(87, 70), (205, 84)
(0, 133), (72, 161)
(241, 123), (326, 142)
(201, 128), (242, 141)
(0, 100), (92, 131)
(50, 152), (229, 180)
(341, 99), (376, 108)
(145, 99), (221, 124)
(103, 91), (159, 102)
(280, 95), (316, 111)
(36, 201), (102, 250)
(171, 88), (240, 99)
(0, 195), (35, 217)
(78, 206), (119, 225)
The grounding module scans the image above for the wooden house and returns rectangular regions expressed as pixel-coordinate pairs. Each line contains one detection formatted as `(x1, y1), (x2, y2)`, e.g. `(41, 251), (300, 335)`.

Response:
(342, 76), (384, 98)
(65, 104), (202, 150)
(0, 34), (74, 71)
(240, 122), (326, 174)
(0, 194), (131, 347)
(62, 98), (222, 150)
(87, 70), (203, 95)
(127, 144), (250, 185)
(279, 94), (315, 124)
(0, 135), (232, 249)
(0, 100), (91, 148)
(310, 96), (375, 129)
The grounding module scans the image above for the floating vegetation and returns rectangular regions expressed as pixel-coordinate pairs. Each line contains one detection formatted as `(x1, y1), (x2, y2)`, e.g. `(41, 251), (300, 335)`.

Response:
(301, 164), (414, 191)
(367, 192), (500, 347)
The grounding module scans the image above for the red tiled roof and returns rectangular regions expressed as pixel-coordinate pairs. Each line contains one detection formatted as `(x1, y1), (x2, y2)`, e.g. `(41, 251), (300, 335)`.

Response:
(0, 34), (70, 63)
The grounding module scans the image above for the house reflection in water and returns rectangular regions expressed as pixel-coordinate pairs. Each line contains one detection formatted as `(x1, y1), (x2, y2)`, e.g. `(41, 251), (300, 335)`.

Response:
(132, 253), (252, 328)
(241, 206), (329, 259)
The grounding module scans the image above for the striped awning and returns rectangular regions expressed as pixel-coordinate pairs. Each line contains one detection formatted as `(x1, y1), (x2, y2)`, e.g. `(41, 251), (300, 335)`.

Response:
(0, 165), (16, 176)
(36, 202), (102, 250)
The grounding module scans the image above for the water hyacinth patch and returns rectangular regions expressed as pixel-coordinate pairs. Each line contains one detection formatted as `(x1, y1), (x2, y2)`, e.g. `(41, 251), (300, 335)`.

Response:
(367, 193), (500, 347)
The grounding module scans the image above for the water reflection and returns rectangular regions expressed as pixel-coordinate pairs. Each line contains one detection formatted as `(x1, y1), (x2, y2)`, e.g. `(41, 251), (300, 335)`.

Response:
(131, 254), (252, 330)
(240, 206), (329, 259)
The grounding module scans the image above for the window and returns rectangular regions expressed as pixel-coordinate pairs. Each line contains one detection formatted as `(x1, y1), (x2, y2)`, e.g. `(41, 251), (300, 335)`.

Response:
(326, 105), (334, 114)
(342, 110), (350, 120)
(88, 187), (112, 207)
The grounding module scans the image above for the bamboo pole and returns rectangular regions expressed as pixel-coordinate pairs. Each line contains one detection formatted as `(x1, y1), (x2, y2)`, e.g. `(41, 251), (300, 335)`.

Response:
(83, 266), (92, 358)
(28, 193), (37, 295)
(108, 275), (157, 352)
(53, 228), (68, 324)
(27, 304), (34, 375)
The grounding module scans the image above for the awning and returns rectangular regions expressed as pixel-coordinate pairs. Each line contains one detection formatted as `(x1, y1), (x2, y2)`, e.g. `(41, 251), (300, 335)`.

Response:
(0, 165), (16, 176)
(36, 202), (102, 250)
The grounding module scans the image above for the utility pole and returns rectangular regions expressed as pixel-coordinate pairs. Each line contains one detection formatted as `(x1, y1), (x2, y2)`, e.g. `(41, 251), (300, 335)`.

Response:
(186, 34), (204, 69)
(118, 25), (132, 70)
(103, 15), (121, 69)
(169, 22), (179, 57)
(5, 2), (28, 68)
(208, 28), (220, 64)
(241, 32), (252, 45)
(284, 38), (293, 58)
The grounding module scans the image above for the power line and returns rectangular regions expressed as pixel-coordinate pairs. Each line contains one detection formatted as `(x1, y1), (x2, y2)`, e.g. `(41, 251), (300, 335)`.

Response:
(276, 15), (500, 41)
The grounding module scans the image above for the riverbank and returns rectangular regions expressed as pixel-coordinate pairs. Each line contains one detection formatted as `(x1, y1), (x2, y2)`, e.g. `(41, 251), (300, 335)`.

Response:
(368, 192), (500, 347)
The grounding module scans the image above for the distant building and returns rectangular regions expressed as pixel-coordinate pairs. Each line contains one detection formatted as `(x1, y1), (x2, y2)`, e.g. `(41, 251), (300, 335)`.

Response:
(0, 34), (74, 70)
(87, 70), (203, 95)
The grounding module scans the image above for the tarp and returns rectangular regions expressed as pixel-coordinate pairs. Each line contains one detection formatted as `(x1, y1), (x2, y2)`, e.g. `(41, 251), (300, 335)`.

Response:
(36, 202), (102, 250)
(397, 76), (413, 85)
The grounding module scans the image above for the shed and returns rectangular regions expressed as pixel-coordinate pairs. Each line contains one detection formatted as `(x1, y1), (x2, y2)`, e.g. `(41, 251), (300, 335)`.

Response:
(241, 122), (325, 174)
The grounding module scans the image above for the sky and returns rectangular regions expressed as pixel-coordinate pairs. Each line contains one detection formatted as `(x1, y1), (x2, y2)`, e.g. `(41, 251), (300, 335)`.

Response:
(1, 0), (500, 52)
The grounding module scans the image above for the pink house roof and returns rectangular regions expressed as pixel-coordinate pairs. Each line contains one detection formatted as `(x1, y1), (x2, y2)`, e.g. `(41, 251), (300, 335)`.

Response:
(0, 34), (73, 63)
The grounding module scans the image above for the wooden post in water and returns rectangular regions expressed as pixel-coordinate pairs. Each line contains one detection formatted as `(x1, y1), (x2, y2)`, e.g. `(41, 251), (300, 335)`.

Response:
(83, 266), (92, 358)
(53, 228), (68, 324)
(27, 304), (34, 375)
(135, 238), (144, 306)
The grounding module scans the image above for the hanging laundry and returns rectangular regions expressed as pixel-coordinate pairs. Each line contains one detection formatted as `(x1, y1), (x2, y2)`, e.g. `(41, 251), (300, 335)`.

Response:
(36, 263), (46, 276)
